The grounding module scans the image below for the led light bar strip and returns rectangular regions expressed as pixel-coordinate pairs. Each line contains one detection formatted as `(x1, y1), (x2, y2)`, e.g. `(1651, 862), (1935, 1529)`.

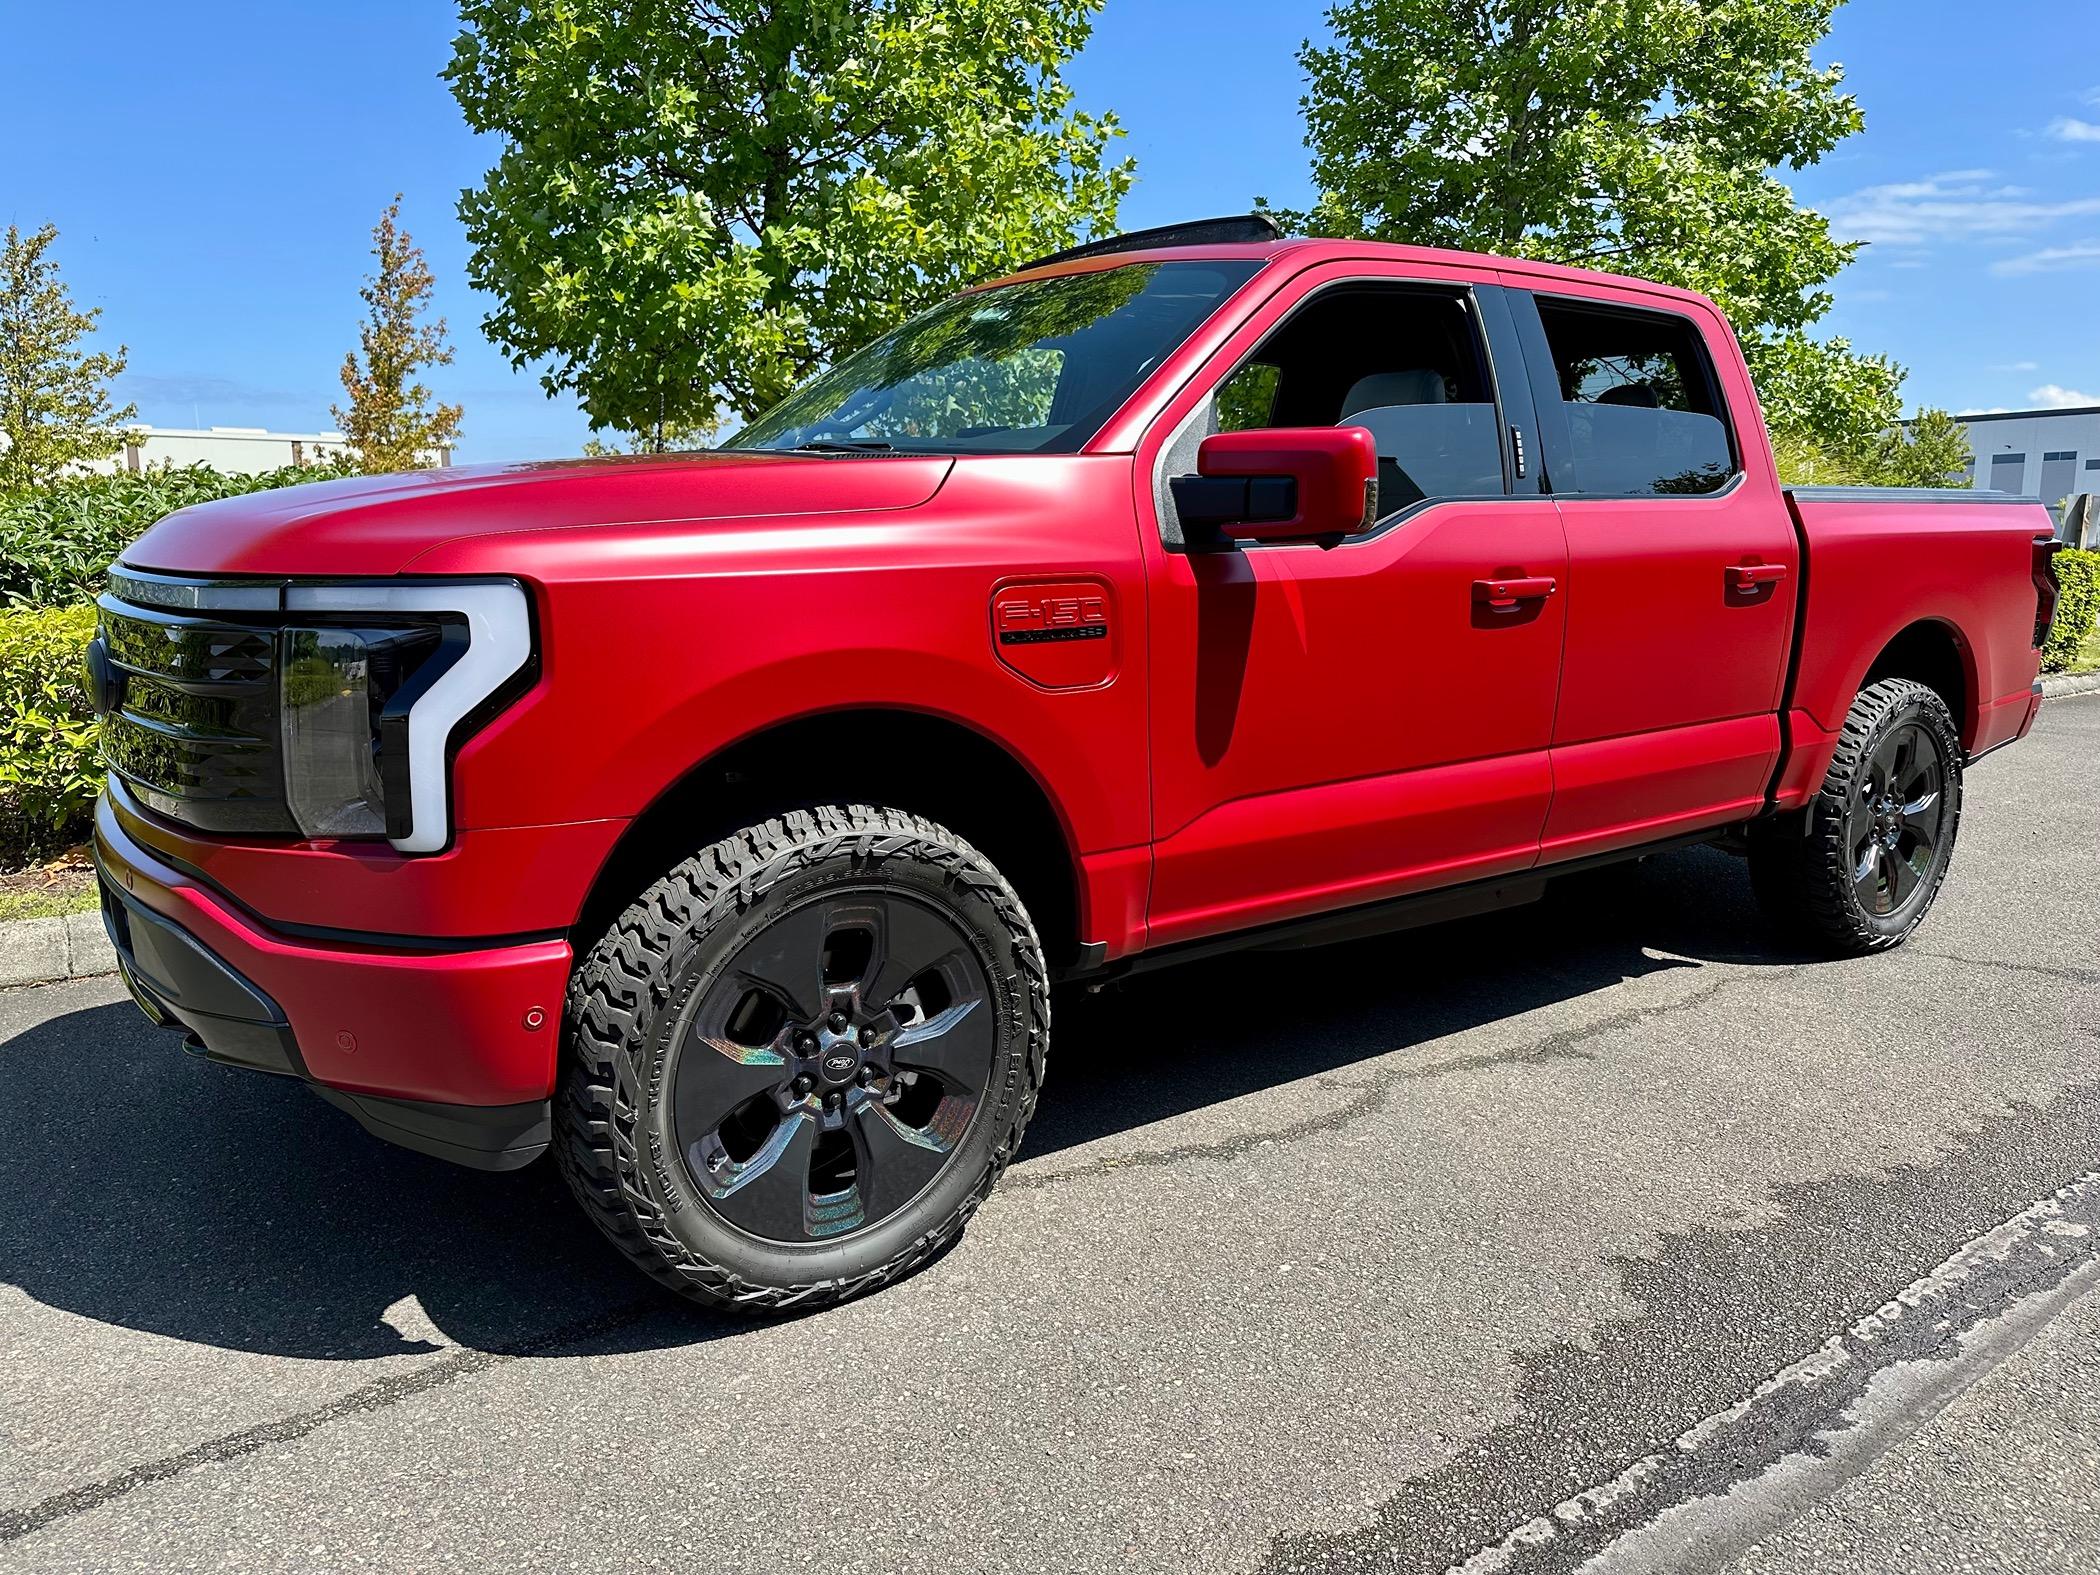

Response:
(283, 580), (532, 853)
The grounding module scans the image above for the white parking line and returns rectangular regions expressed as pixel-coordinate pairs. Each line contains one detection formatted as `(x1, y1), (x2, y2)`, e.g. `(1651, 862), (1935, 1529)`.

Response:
(1446, 1172), (2100, 1575)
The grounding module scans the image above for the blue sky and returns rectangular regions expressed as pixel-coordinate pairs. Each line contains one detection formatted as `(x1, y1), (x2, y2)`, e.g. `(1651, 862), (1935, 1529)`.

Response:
(4, 1), (2096, 461)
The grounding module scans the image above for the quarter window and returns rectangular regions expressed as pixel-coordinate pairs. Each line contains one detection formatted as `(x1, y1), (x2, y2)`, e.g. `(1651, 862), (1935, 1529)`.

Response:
(1215, 361), (1281, 433)
(1528, 299), (1738, 497)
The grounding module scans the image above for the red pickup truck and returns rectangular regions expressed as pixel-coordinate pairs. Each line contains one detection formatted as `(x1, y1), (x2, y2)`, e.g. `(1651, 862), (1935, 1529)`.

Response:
(89, 217), (2059, 1312)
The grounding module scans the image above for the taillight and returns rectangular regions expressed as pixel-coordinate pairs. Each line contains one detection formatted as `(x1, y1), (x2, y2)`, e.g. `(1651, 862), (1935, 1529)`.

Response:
(2034, 536), (2064, 647)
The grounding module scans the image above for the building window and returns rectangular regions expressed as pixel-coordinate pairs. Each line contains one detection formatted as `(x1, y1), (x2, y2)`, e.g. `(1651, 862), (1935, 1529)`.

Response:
(2040, 451), (2079, 507)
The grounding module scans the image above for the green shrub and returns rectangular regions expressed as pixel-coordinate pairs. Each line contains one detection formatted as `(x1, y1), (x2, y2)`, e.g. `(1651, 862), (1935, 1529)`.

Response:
(0, 462), (355, 608)
(2044, 548), (2100, 674)
(0, 604), (101, 864)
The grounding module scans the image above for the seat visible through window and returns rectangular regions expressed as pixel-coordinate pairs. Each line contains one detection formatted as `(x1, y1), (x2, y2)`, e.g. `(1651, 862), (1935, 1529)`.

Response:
(1212, 286), (1506, 512)
(1529, 301), (1738, 496)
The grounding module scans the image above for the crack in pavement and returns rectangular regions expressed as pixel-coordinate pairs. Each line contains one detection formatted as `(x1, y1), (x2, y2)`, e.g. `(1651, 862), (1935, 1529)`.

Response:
(1907, 949), (2100, 986)
(1257, 1077), (2100, 1575)
(0, 1298), (663, 1545)
(1005, 971), (1750, 1194)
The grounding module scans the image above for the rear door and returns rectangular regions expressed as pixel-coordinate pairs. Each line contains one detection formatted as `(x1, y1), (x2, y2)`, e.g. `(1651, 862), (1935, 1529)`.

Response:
(1505, 285), (1799, 862)
(1136, 264), (1568, 948)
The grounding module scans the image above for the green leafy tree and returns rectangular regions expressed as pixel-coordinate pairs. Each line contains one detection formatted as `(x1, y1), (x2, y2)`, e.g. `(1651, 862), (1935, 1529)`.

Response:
(1277, 0), (1904, 452)
(0, 224), (136, 491)
(1862, 408), (1973, 489)
(446, 0), (1132, 447)
(331, 197), (463, 473)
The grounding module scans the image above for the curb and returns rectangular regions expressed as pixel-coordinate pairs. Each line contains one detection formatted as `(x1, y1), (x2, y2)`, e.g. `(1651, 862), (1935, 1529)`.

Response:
(2041, 671), (2100, 700)
(0, 910), (117, 990)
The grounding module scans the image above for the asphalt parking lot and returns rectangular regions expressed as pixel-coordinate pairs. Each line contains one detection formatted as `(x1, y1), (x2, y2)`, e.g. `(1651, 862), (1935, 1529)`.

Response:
(3, 696), (2095, 1574)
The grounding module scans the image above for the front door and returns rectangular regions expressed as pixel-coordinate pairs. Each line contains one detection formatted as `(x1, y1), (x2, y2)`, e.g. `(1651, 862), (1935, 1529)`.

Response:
(1137, 266), (1568, 949)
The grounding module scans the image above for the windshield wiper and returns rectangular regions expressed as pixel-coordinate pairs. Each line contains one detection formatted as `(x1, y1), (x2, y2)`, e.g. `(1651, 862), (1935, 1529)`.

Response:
(785, 438), (895, 454)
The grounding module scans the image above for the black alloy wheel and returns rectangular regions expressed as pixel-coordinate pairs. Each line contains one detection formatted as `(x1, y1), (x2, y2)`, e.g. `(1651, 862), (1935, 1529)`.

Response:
(675, 892), (997, 1244)
(1845, 720), (1947, 920)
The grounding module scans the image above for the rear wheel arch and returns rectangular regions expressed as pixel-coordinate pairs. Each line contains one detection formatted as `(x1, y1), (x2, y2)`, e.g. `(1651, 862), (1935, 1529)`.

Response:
(1860, 619), (1975, 749)
(572, 706), (1085, 971)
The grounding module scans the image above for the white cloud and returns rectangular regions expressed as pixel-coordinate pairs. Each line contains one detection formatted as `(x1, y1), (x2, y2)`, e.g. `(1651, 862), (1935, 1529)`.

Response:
(2048, 117), (2100, 143)
(1990, 361), (2040, 372)
(1956, 407), (2012, 417)
(1992, 240), (2100, 275)
(2085, 86), (2100, 108)
(1822, 170), (2100, 247)
(2029, 384), (2100, 409)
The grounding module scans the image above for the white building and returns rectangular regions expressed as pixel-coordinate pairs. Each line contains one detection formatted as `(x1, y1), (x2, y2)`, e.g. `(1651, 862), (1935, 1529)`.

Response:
(78, 425), (452, 477)
(1953, 405), (2100, 507)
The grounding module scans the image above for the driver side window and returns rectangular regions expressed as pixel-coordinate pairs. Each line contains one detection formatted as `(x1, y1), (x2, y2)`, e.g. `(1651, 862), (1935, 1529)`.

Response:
(1213, 285), (1507, 514)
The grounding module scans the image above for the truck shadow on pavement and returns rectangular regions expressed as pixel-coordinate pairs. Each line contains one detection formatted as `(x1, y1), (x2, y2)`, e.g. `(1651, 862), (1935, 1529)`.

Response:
(1, 846), (1805, 1362)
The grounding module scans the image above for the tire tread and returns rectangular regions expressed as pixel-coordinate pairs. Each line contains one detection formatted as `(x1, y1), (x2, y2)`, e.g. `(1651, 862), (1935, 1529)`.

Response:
(556, 805), (1047, 1313)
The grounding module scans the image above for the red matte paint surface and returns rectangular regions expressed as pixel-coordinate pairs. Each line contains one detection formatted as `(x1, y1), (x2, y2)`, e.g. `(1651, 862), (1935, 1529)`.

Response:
(104, 235), (2052, 1111)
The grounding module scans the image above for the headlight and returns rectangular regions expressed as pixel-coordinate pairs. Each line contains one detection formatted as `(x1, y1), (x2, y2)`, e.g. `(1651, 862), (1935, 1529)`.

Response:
(279, 580), (533, 853)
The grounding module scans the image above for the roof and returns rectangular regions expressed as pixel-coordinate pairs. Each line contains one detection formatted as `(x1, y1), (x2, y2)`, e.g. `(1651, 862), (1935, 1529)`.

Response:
(982, 234), (1725, 316)
(1955, 406), (2100, 424)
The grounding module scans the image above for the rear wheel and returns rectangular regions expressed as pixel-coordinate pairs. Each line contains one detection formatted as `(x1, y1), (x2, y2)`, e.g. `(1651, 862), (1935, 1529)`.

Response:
(1748, 678), (1963, 955)
(558, 805), (1047, 1312)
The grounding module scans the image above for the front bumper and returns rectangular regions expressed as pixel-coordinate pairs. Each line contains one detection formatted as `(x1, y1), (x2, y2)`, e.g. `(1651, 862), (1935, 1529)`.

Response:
(93, 793), (574, 1170)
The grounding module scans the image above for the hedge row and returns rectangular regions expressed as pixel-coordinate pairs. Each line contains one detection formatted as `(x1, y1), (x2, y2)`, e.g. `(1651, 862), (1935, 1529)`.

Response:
(0, 463), (351, 864)
(0, 461), (354, 608)
(2044, 548), (2100, 674)
(0, 604), (101, 865)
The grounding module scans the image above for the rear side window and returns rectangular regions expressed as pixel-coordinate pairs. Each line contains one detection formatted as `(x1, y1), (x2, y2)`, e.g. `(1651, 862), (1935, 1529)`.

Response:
(1528, 299), (1737, 497)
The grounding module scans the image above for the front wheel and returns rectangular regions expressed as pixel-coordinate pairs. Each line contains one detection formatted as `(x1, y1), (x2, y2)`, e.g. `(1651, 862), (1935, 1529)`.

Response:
(1748, 678), (1963, 956)
(558, 805), (1048, 1313)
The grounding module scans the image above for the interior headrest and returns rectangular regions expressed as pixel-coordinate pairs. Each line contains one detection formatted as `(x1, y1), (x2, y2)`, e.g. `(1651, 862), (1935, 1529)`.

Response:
(1341, 370), (1447, 417)
(1596, 382), (1662, 408)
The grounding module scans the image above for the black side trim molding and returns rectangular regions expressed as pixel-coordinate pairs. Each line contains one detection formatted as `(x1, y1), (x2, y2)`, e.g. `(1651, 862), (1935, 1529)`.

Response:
(1064, 829), (1723, 984)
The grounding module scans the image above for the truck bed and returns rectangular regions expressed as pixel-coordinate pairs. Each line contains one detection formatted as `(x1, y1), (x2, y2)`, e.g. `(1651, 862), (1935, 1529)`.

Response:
(1773, 486), (2053, 808)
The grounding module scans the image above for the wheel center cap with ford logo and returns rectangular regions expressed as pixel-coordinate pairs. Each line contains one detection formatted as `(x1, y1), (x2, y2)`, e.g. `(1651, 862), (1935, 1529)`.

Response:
(816, 1030), (861, 1085)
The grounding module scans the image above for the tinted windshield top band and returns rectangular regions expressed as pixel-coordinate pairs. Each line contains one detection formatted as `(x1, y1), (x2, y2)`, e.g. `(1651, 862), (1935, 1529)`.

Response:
(727, 260), (1262, 457)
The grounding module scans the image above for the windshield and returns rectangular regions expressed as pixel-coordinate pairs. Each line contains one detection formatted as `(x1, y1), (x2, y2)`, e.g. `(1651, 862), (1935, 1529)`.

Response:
(725, 261), (1263, 455)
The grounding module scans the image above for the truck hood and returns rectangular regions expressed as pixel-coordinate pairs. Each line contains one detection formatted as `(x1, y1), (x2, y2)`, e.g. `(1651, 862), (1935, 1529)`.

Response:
(120, 450), (957, 579)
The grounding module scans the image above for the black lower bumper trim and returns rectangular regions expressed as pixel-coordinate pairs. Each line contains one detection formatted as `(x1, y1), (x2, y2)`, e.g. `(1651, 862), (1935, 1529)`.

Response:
(311, 1087), (551, 1172)
(100, 876), (303, 1078)
(96, 866), (552, 1173)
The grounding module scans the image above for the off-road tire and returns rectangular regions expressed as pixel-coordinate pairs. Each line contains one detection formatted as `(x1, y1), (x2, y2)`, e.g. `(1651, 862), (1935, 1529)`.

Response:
(1748, 678), (1964, 956)
(557, 804), (1048, 1313)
